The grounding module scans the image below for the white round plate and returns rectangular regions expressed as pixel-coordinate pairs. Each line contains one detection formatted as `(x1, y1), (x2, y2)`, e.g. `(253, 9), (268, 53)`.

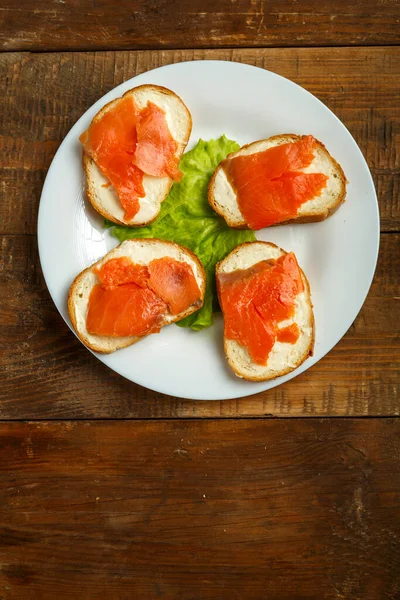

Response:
(38, 60), (379, 400)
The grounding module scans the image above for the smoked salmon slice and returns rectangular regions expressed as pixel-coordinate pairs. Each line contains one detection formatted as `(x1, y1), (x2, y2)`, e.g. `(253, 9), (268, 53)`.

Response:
(132, 102), (182, 181)
(94, 257), (149, 289)
(148, 257), (201, 315)
(86, 256), (201, 337)
(224, 136), (328, 229)
(276, 323), (300, 344)
(87, 283), (167, 337)
(80, 96), (182, 221)
(80, 95), (144, 221)
(218, 253), (304, 365)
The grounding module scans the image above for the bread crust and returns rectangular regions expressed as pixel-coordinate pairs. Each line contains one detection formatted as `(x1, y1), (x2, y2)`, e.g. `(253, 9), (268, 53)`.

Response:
(82, 84), (192, 227)
(68, 238), (206, 353)
(216, 241), (315, 382)
(208, 134), (347, 229)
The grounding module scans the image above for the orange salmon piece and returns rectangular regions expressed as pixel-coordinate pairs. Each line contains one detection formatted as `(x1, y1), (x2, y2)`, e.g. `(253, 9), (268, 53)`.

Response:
(148, 257), (201, 315)
(133, 102), (182, 181)
(95, 257), (149, 289)
(277, 323), (300, 344)
(86, 283), (167, 337)
(218, 253), (304, 365)
(80, 95), (144, 221)
(225, 136), (328, 229)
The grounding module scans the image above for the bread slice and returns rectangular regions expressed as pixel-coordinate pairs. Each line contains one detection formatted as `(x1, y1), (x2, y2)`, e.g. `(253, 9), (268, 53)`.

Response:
(68, 238), (205, 353)
(216, 241), (314, 382)
(83, 84), (192, 227)
(208, 134), (346, 229)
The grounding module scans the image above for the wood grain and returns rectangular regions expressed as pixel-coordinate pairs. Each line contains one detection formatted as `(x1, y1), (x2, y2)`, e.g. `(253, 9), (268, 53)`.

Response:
(0, 419), (399, 599)
(0, 0), (399, 52)
(1, 47), (398, 235)
(0, 233), (398, 418)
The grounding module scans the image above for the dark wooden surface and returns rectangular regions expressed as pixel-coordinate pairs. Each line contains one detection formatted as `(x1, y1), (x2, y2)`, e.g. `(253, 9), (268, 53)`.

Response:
(1, 47), (399, 418)
(1, 419), (400, 599)
(1, 3), (400, 598)
(0, 0), (399, 51)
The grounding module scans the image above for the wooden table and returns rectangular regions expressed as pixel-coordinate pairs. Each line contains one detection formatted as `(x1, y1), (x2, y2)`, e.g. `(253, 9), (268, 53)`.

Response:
(1, 2), (399, 598)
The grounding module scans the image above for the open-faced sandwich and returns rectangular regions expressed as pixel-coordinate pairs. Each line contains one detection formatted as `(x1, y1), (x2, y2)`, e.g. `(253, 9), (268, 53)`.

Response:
(216, 241), (314, 381)
(68, 239), (206, 353)
(208, 134), (346, 229)
(80, 84), (192, 227)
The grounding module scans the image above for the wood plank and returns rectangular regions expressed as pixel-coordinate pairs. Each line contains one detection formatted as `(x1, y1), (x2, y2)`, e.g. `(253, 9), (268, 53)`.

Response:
(0, 0), (399, 52)
(1, 47), (398, 235)
(0, 419), (399, 599)
(0, 233), (398, 418)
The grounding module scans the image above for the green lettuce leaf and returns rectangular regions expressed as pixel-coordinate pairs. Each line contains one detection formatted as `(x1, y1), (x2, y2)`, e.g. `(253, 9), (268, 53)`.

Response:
(107, 135), (256, 330)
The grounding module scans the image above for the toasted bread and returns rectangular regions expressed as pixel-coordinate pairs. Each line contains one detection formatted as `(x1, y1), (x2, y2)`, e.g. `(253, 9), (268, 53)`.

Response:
(208, 134), (346, 229)
(82, 84), (192, 227)
(216, 241), (314, 381)
(68, 238), (205, 353)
